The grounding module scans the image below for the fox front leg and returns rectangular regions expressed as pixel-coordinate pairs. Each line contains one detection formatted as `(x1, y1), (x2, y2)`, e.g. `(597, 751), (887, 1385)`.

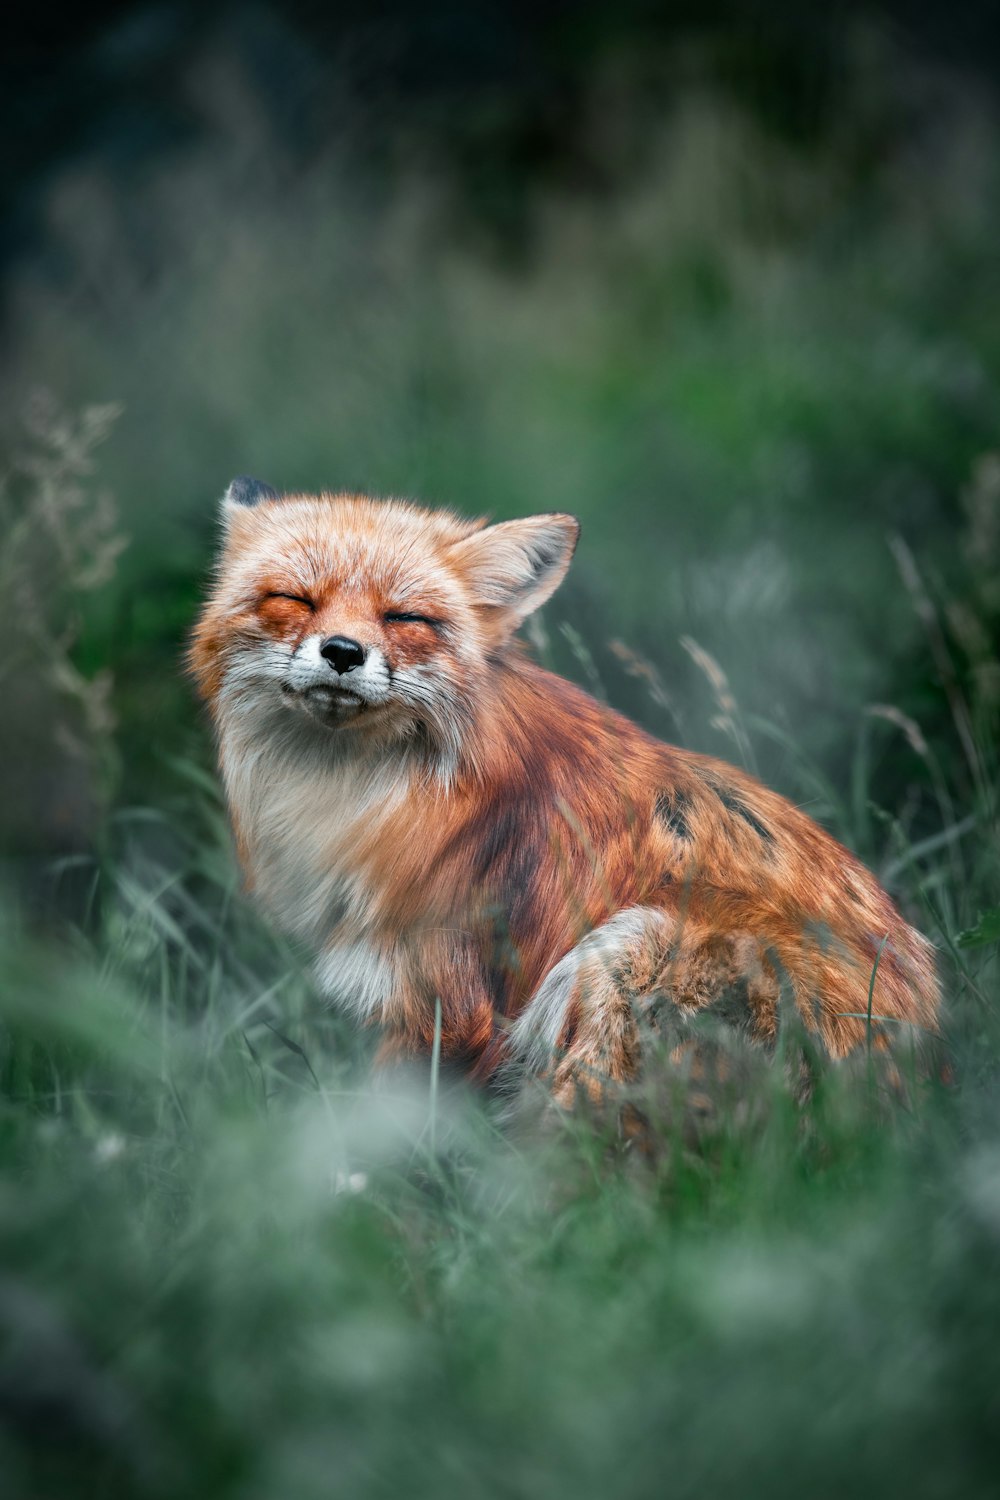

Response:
(508, 907), (669, 1109)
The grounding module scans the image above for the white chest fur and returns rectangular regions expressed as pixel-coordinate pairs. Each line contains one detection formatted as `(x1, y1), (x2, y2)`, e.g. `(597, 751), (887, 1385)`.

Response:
(313, 937), (403, 1023)
(218, 707), (407, 951)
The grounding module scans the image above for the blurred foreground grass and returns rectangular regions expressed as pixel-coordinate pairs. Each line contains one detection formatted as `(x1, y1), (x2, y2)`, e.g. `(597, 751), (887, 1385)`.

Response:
(1, 36), (1000, 1499)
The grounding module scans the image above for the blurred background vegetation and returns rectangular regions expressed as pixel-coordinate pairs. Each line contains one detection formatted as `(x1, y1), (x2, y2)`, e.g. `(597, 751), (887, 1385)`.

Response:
(1, 4), (998, 1497)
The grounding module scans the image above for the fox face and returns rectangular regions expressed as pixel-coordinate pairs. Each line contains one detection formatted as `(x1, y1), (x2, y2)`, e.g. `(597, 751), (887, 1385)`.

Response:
(191, 477), (579, 778)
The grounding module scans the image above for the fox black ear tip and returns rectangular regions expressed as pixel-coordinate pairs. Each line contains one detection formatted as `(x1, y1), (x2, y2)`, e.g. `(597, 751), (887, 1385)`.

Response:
(225, 475), (279, 507)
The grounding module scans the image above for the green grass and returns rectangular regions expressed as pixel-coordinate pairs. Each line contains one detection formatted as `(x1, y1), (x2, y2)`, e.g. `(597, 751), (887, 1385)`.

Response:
(2, 39), (1000, 1499)
(1, 641), (996, 1498)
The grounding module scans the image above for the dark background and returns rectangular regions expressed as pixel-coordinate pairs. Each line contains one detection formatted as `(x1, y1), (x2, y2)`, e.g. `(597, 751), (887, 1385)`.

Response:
(4, 3), (1000, 273)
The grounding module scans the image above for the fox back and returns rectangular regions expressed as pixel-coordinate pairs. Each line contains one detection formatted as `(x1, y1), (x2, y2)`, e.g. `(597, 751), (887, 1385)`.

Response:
(192, 479), (939, 1092)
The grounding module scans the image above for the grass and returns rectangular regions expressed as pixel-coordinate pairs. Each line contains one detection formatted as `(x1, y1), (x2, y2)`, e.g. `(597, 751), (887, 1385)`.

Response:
(0, 600), (996, 1497)
(2, 33), (1000, 1499)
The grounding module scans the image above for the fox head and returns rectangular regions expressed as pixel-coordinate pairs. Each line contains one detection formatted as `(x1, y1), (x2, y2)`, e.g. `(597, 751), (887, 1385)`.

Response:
(191, 478), (579, 772)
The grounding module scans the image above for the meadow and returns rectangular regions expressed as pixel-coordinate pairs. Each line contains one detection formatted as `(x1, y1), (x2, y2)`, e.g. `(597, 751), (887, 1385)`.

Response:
(1, 30), (999, 1498)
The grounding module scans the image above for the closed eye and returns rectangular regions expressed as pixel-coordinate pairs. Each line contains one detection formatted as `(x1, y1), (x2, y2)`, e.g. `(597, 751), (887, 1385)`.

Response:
(264, 591), (315, 609)
(384, 610), (443, 629)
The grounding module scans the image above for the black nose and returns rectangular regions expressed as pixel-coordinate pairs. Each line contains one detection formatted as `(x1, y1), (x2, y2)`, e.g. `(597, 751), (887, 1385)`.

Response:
(320, 636), (367, 674)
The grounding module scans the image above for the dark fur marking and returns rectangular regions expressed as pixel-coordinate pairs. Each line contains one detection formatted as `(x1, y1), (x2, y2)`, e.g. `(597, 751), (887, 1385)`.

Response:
(446, 802), (542, 1012)
(709, 780), (775, 847)
(654, 788), (692, 842)
(695, 977), (758, 1033)
(226, 475), (278, 507)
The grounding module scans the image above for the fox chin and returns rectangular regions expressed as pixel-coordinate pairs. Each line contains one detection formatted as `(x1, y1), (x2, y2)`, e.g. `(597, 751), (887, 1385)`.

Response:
(190, 476), (940, 1109)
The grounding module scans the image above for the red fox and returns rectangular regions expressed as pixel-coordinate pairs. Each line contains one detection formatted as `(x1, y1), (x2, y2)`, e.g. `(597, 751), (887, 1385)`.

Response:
(191, 477), (940, 1106)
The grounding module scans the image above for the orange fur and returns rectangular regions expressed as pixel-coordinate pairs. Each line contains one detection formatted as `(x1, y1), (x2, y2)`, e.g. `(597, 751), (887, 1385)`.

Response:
(191, 482), (940, 1102)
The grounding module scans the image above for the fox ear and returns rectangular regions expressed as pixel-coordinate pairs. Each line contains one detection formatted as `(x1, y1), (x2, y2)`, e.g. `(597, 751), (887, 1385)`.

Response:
(222, 476), (279, 513)
(450, 513), (580, 627)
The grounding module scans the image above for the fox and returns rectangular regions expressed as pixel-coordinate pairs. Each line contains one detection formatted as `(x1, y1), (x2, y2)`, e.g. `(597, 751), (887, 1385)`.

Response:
(190, 476), (940, 1110)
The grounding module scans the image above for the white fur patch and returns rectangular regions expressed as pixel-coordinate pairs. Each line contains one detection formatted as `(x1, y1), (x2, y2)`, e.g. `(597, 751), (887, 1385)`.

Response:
(217, 693), (409, 945)
(219, 640), (294, 699)
(287, 633), (326, 683)
(315, 938), (399, 1022)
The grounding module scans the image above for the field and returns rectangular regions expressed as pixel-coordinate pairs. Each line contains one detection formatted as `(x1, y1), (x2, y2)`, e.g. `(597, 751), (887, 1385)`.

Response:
(1, 25), (999, 1499)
